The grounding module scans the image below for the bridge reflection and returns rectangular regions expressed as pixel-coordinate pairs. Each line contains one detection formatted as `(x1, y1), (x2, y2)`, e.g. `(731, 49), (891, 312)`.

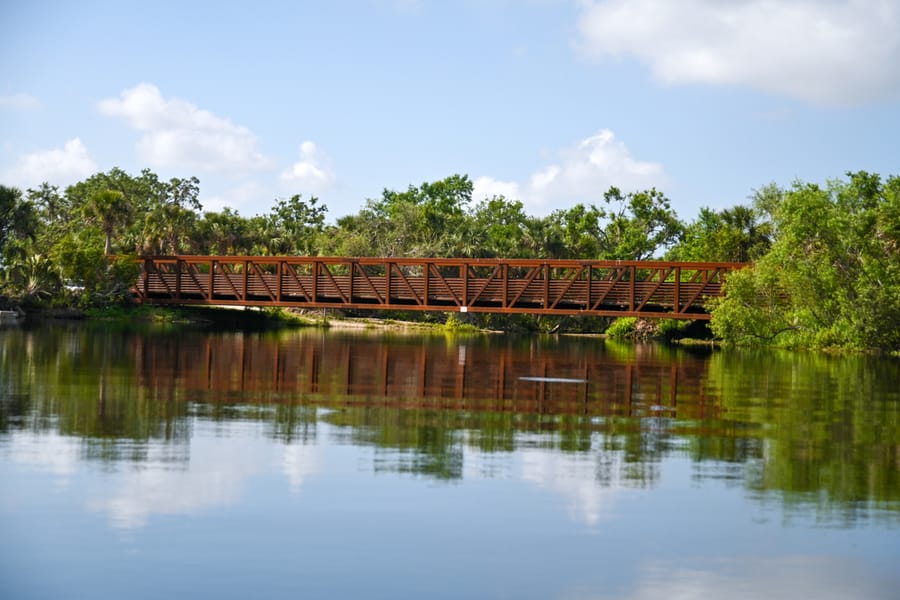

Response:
(134, 331), (720, 421)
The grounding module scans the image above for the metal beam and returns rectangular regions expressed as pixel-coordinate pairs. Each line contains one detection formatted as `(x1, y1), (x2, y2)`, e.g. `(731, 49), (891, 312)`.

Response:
(134, 255), (746, 319)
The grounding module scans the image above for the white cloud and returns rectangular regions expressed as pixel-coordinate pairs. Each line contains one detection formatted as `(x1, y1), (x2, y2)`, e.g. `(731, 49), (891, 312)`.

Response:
(280, 141), (335, 191)
(474, 129), (666, 215)
(2, 138), (98, 188)
(472, 176), (521, 203)
(0, 93), (41, 110)
(98, 83), (272, 173)
(576, 0), (900, 105)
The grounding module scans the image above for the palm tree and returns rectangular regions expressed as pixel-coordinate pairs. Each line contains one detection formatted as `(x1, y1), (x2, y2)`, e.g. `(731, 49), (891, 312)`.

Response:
(0, 185), (38, 267)
(86, 189), (130, 255)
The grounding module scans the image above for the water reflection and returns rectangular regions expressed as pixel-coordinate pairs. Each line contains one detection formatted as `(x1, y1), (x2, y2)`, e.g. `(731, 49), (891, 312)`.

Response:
(1, 325), (899, 528)
(3, 325), (900, 599)
(603, 556), (900, 600)
(520, 448), (622, 526)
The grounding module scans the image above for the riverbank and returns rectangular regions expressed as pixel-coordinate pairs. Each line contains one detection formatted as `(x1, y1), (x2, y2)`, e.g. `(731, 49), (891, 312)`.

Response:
(11, 302), (490, 335)
(5, 299), (703, 341)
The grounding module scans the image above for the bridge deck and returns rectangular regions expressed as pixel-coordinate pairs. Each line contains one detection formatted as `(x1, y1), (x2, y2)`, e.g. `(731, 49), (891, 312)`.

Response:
(135, 256), (744, 320)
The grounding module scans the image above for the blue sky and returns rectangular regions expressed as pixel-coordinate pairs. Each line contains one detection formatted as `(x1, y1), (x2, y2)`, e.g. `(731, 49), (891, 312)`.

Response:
(2, 0), (899, 222)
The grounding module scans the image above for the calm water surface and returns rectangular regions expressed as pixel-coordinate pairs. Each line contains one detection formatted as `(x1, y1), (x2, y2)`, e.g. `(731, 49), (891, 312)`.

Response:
(1, 324), (898, 599)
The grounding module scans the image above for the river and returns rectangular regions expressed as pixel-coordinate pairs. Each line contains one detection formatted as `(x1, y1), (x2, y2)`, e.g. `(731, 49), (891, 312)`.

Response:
(1, 323), (898, 599)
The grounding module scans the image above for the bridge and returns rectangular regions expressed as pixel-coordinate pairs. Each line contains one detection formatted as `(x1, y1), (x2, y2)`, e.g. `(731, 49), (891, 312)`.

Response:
(135, 255), (744, 320)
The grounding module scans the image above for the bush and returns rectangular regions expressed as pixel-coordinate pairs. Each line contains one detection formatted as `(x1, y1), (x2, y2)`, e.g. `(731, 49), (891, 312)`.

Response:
(605, 317), (637, 339)
(444, 312), (480, 333)
(657, 318), (691, 340)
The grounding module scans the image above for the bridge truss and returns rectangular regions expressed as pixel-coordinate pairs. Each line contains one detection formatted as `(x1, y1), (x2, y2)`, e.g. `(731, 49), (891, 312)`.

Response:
(135, 256), (744, 320)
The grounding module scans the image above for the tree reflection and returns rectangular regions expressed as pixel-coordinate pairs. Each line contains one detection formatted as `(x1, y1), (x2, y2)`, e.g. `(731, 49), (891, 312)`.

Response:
(0, 325), (898, 523)
(705, 349), (900, 523)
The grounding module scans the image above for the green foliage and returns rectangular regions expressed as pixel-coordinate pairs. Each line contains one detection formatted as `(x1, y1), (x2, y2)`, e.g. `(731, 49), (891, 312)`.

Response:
(262, 194), (327, 255)
(536, 188), (683, 260)
(443, 312), (480, 333)
(604, 317), (691, 341)
(657, 318), (691, 340)
(0, 185), (38, 268)
(605, 317), (638, 339)
(597, 187), (684, 260)
(329, 174), (474, 257)
(711, 172), (900, 350)
(468, 196), (535, 258)
(195, 207), (253, 255)
(85, 189), (129, 255)
(9, 165), (900, 348)
(669, 201), (772, 262)
(708, 262), (795, 345)
(2, 254), (61, 304)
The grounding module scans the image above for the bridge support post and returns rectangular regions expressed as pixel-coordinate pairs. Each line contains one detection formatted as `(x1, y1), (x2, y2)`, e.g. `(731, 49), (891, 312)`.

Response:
(242, 260), (248, 302)
(629, 265), (635, 312)
(674, 266), (680, 315)
(312, 261), (319, 302)
(175, 258), (182, 301)
(423, 262), (429, 306)
(277, 260), (283, 303)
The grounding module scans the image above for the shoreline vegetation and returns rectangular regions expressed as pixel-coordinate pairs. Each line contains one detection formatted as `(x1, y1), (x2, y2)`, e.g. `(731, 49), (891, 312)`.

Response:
(2, 169), (898, 352)
(5, 303), (720, 347)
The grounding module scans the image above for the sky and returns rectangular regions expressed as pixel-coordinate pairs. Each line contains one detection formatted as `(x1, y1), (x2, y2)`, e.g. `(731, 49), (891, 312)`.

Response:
(2, 0), (899, 223)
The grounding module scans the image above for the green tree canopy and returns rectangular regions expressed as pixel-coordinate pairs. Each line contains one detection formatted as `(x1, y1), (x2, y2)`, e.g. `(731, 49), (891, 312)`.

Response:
(669, 202), (772, 263)
(711, 171), (900, 350)
(0, 185), (38, 268)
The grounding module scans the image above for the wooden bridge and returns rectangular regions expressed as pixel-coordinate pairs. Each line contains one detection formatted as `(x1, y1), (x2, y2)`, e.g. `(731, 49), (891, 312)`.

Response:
(134, 256), (744, 320)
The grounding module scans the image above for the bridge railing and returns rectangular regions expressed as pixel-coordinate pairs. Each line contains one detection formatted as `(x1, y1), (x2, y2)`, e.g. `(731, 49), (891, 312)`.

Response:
(135, 256), (746, 319)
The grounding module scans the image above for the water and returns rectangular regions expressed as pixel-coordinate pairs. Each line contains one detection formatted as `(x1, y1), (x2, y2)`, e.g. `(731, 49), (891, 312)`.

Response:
(1, 324), (898, 599)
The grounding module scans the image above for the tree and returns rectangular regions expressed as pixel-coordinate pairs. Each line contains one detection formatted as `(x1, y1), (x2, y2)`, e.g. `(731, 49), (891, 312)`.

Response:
(469, 197), (526, 255)
(711, 172), (900, 350)
(0, 185), (38, 268)
(27, 183), (69, 227)
(196, 208), (253, 255)
(137, 176), (202, 254)
(670, 203), (772, 263)
(267, 194), (327, 255)
(543, 204), (604, 259)
(85, 189), (130, 255)
(366, 174), (473, 257)
(597, 187), (683, 260)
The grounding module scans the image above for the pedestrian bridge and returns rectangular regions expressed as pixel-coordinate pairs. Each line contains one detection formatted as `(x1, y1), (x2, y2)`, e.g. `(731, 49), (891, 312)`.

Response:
(134, 255), (744, 320)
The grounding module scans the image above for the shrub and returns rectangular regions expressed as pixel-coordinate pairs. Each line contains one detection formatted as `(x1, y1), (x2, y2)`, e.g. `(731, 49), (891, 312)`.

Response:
(605, 317), (637, 339)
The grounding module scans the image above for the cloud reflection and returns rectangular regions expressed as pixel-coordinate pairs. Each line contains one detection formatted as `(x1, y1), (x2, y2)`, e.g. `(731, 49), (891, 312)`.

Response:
(87, 424), (317, 529)
(6, 431), (82, 482)
(282, 443), (321, 495)
(520, 449), (622, 526)
(591, 556), (898, 600)
(89, 433), (269, 529)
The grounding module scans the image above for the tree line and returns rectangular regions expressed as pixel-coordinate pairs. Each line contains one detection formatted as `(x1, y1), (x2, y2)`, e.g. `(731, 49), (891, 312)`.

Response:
(1, 169), (897, 350)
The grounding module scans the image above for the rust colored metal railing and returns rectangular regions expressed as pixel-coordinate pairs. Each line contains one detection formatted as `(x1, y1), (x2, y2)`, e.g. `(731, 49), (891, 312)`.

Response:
(134, 256), (745, 320)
